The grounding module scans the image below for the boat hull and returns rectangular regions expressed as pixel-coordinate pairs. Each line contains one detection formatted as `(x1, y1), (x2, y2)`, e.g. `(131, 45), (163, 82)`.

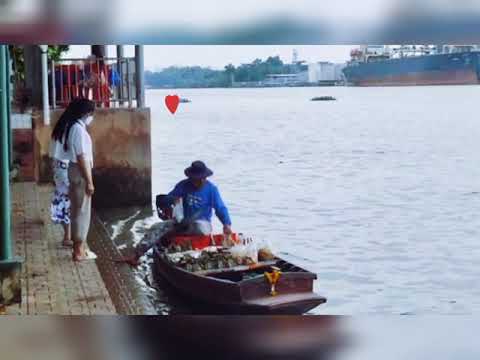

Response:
(153, 248), (326, 314)
(343, 51), (480, 86)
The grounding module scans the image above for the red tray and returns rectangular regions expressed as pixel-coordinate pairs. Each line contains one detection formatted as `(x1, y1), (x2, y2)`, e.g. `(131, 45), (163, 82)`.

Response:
(173, 233), (239, 250)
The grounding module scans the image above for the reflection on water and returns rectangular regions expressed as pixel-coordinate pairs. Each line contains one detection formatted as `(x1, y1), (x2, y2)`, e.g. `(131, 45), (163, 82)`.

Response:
(101, 86), (480, 314)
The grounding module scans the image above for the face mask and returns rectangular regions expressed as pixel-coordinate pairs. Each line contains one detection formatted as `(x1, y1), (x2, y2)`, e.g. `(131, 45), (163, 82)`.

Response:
(83, 115), (94, 126)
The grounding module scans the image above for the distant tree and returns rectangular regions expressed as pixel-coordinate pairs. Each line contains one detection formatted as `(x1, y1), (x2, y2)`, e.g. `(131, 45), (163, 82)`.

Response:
(145, 65), (230, 88)
(224, 64), (235, 85)
(265, 56), (283, 67)
(235, 65), (250, 82)
(143, 55), (299, 88)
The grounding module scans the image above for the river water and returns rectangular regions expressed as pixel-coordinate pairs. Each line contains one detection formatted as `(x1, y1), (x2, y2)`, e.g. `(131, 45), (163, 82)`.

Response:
(99, 86), (480, 314)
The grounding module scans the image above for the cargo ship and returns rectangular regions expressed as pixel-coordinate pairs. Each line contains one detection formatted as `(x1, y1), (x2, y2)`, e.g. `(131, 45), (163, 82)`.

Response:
(342, 45), (480, 86)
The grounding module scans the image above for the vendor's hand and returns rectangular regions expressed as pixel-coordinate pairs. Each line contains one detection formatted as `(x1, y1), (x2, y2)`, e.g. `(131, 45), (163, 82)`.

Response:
(86, 182), (95, 196)
(223, 224), (232, 235)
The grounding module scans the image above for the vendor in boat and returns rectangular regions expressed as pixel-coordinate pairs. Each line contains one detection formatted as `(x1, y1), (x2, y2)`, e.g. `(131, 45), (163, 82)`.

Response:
(121, 161), (233, 266)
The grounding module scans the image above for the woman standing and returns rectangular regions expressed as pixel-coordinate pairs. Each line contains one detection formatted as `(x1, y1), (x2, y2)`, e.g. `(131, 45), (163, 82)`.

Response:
(50, 106), (74, 247)
(52, 98), (97, 261)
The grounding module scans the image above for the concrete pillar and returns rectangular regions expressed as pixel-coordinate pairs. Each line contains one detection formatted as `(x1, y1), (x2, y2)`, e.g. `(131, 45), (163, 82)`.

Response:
(33, 108), (152, 207)
(23, 45), (43, 107)
(116, 45), (124, 106)
(116, 45), (124, 58)
(91, 45), (107, 59)
(135, 45), (145, 108)
(39, 45), (50, 125)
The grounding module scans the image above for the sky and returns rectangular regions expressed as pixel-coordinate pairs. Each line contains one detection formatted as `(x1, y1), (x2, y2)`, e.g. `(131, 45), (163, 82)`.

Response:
(66, 45), (355, 71)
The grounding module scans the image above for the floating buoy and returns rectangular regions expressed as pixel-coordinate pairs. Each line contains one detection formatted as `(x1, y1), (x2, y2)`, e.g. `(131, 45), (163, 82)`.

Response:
(311, 96), (336, 101)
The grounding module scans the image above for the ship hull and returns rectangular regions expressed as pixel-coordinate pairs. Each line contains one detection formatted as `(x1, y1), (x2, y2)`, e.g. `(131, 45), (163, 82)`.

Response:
(343, 52), (480, 86)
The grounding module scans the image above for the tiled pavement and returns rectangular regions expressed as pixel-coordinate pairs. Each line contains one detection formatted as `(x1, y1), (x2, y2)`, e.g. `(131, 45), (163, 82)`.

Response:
(4, 183), (116, 315)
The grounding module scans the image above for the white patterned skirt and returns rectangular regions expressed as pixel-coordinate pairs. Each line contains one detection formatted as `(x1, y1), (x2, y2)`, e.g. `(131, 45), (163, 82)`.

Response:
(51, 160), (71, 225)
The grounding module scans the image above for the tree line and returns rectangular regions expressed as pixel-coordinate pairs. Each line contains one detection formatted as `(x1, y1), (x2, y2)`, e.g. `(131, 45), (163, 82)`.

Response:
(145, 56), (307, 88)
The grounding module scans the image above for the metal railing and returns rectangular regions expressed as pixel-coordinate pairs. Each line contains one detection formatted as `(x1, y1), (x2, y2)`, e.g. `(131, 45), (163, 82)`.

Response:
(50, 57), (138, 108)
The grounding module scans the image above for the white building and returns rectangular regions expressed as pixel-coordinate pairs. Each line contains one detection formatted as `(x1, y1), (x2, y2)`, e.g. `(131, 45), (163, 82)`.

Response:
(308, 62), (345, 83)
(263, 71), (308, 86)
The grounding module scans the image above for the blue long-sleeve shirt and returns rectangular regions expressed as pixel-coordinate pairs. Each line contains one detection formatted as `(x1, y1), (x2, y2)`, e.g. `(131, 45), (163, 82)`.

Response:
(168, 179), (232, 226)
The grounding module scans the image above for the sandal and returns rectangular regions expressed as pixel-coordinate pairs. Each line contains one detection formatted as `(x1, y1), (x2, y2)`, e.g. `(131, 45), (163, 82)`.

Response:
(62, 239), (74, 247)
(73, 249), (98, 262)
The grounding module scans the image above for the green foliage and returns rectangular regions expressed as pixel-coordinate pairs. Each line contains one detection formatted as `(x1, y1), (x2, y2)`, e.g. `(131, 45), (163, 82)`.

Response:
(47, 45), (70, 62)
(8, 45), (70, 84)
(145, 56), (303, 88)
(232, 56), (286, 82)
(145, 66), (230, 88)
(8, 45), (25, 82)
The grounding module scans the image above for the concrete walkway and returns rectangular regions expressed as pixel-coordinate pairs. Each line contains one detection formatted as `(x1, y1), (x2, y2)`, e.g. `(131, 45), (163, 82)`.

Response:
(5, 183), (116, 315)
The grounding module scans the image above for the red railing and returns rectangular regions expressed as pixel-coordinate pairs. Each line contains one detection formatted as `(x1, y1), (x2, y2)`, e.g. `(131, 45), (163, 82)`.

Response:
(51, 57), (137, 108)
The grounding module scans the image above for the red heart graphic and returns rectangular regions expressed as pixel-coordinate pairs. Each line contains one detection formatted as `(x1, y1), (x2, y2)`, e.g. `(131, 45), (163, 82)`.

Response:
(165, 95), (180, 114)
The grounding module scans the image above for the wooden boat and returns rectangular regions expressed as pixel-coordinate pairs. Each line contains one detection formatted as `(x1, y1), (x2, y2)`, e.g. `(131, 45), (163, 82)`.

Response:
(153, 237), (326, 314)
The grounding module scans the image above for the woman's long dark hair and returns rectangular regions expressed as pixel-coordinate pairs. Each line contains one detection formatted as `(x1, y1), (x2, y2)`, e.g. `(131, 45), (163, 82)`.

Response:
(51, 98), (95, 151)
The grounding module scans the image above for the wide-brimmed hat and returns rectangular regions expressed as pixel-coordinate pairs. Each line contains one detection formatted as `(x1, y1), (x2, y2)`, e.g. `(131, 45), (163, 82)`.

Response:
(184, 161), (213, 179)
